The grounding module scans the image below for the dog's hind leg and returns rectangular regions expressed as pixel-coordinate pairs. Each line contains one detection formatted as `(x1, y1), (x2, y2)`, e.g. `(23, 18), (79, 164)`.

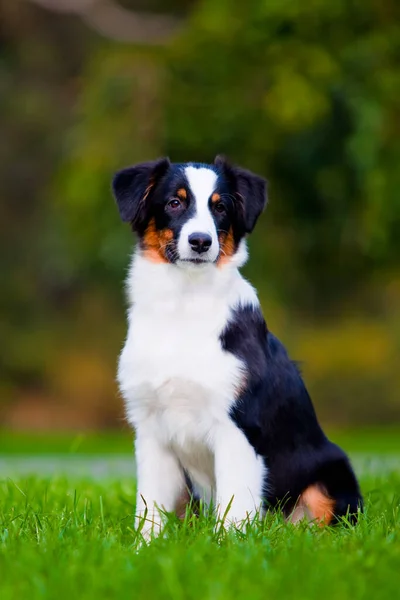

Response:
(289, 483), (335, 525)
(288, 456), (363, 526)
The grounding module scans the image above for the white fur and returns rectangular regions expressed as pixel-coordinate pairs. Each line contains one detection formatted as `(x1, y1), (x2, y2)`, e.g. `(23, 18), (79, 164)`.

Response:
(177, 166), (219, 263)
(118, 245), (266, 539)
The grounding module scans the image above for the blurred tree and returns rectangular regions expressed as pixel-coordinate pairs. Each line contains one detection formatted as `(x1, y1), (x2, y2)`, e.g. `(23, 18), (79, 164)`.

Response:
(165, 0), (400, 308)
(1, 0), (400, 426)
(0, 0), (90, 398)
(56, 0), (400, 309)
(25, 0), (182, 44)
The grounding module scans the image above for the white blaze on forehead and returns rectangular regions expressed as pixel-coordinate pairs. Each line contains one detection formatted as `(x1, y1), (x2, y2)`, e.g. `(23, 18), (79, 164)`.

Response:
(177, 166), (220, 262)
(184, 166), (218, 208)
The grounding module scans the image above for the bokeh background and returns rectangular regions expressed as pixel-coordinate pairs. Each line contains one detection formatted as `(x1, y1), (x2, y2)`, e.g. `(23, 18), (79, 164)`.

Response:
(1, 0), (400, 434)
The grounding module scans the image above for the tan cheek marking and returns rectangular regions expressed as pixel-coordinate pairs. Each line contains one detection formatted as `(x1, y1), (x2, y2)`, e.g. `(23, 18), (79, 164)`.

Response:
(177, 188), (187, 200)
(159, 227), (174, 253)
(289, 484), (335, 526)
(211, 192), (221, 203)
(217, 227), (236, 266)
(142, 218), (173, 263)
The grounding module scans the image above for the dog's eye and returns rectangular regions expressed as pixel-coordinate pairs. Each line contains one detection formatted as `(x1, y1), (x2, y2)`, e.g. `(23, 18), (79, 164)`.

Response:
(214, 202), (226, 214)
(167, 198), (182, 210)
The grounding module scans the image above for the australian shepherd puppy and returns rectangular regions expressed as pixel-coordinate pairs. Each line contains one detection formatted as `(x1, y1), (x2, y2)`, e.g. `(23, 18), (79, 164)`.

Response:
(112, 156), (362, 539)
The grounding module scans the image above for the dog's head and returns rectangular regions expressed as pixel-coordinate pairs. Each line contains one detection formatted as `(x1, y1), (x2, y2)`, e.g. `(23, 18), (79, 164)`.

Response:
(112, 156), (267, 267)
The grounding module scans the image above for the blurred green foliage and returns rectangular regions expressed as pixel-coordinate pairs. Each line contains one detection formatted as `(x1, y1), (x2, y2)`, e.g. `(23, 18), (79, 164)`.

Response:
(1, 0), (399, 427)
(167, 0), (400, 306)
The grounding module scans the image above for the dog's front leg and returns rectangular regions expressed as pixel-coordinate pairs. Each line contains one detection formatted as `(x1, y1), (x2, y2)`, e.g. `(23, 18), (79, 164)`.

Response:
(135, 429), (184, 541)
(214, 423), (265, 528)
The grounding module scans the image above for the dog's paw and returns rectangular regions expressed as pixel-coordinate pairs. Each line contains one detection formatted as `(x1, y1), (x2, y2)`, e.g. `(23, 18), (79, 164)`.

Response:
(135, 510), (164, 544)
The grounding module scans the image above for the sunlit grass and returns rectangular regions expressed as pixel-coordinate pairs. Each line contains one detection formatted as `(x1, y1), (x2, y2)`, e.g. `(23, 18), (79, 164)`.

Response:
(0, 470), (399, 600)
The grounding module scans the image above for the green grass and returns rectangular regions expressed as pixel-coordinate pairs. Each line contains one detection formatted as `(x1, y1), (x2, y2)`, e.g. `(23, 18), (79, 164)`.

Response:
(0, 431), (133, 455)
(1, 471), (399, 600)
(1, 426), (399, 455)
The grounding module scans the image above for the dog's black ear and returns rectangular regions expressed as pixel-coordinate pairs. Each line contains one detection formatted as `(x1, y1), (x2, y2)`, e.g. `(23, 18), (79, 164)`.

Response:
(112, 157), (170, 228)
(214, 155), (267, 233)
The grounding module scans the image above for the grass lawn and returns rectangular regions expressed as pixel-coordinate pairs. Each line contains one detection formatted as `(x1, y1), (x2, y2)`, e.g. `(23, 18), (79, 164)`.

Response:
(0, 468), (399, 600)
(0, 425), (399, 455)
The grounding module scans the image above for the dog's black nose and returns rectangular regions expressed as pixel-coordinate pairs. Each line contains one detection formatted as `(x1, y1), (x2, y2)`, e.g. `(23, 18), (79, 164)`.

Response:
(188, 232), (212, 254)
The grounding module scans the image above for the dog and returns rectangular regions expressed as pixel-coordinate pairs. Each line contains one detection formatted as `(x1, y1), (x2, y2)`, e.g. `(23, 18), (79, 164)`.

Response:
(112, 155), (362, 539)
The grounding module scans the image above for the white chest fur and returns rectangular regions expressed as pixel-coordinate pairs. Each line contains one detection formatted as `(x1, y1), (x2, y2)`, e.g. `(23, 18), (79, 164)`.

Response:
(118, 246), (259, 493)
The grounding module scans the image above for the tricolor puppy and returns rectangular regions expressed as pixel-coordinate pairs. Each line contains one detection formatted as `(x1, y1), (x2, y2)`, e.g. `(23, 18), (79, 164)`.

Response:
(112, 156), (362, 539)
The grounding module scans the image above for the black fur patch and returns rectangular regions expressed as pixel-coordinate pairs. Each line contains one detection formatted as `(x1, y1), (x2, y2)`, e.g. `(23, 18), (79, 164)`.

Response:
(214, 155), (267, 233)
(220, 304), (362, 520)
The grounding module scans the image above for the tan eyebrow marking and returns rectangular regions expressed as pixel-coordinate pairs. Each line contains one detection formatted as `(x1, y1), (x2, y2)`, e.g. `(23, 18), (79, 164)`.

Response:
(217, 228), (236, 267)
(177, 188), (187, 199)
(211, 192), (221, 203)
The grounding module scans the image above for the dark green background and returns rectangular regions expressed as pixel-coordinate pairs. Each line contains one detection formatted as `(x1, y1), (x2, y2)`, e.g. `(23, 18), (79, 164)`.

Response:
(1, 0), (399, 429)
